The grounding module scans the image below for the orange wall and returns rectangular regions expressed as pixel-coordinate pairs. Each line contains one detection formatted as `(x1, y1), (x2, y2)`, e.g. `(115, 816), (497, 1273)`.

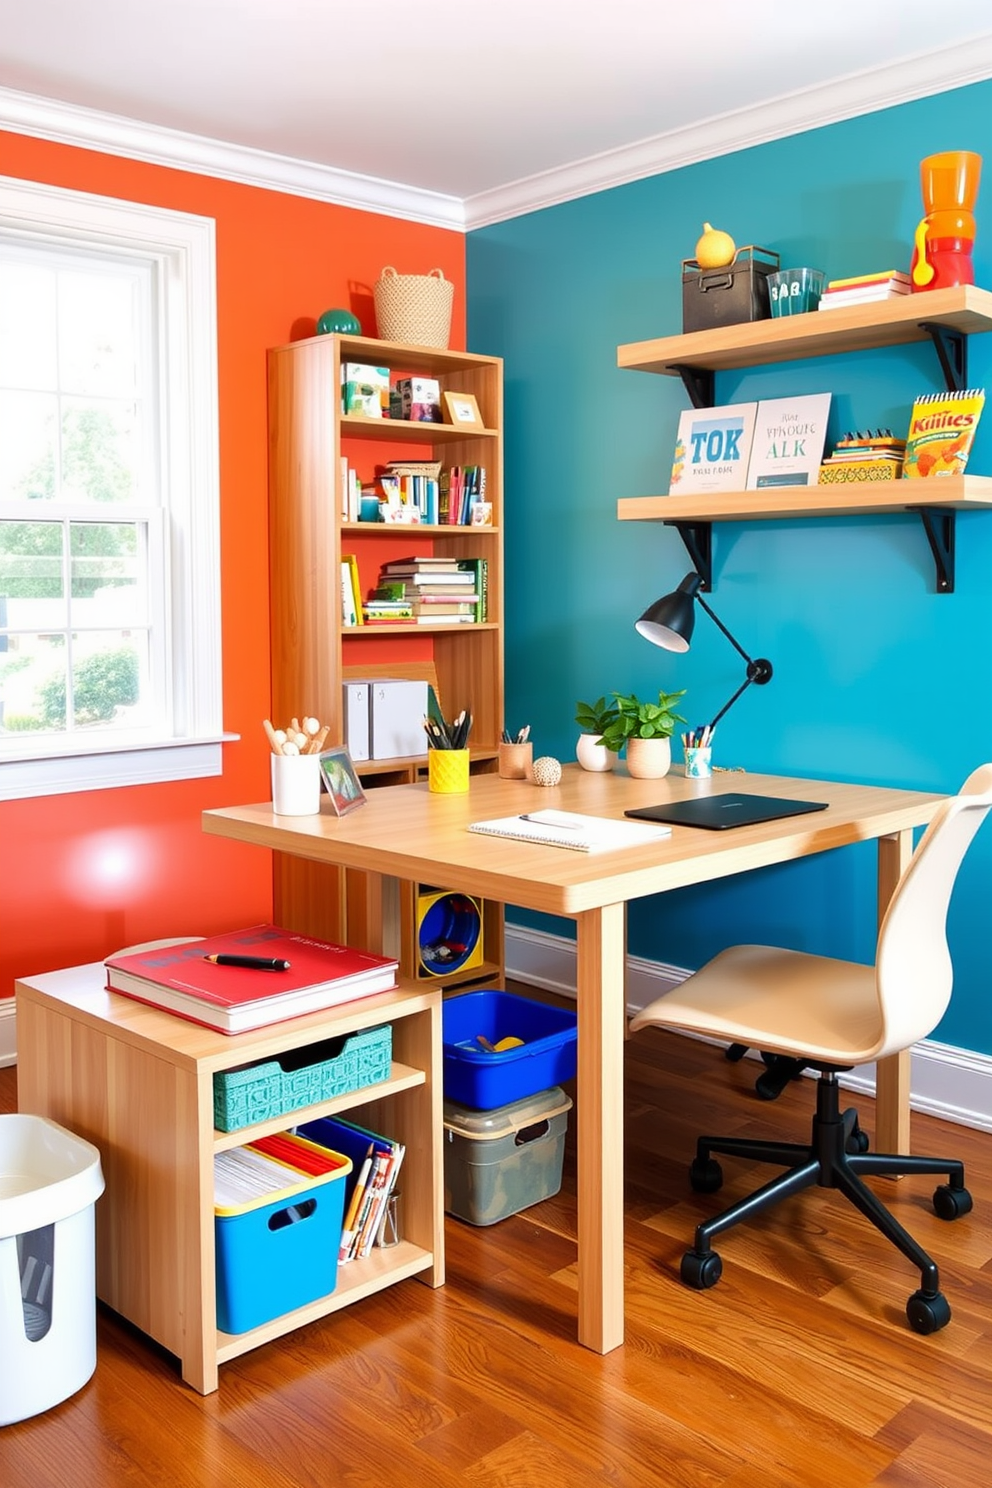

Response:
(0, 129), (465, 998)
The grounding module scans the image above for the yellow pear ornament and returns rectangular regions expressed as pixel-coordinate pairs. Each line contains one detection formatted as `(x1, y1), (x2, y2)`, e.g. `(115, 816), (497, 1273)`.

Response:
(695, 222), (737, 269)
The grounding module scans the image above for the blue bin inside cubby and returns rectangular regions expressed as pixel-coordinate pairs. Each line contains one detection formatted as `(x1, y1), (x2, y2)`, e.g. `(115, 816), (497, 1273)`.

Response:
(442, 990), (577, 1110)
(214, 1137), (350, 1334)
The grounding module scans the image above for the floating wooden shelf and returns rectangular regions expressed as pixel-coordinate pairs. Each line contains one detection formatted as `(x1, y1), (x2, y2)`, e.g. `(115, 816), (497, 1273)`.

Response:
(617, 285), (992, 378)
(616, 288), (992, 591)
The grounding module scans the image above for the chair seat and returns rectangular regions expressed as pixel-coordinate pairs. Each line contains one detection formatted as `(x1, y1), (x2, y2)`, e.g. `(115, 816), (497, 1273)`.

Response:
(629, 944), (883, 1065)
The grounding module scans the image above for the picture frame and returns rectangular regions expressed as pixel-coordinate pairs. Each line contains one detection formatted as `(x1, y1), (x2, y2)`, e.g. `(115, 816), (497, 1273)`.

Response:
(442, 390), (483, 429)
(318, 746), (367, 815)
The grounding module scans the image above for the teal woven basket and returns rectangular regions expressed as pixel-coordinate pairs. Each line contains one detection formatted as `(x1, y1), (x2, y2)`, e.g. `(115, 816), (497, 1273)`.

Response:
(213, 1024), (392, 1132)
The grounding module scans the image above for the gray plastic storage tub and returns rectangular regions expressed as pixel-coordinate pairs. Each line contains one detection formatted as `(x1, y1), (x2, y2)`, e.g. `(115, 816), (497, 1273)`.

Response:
(443, 1086), (572, 1226)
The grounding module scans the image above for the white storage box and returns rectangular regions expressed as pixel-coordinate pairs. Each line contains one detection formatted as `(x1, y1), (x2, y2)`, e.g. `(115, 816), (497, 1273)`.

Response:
(0, 1114), (105, 1425)
(370, 679), (428, 759)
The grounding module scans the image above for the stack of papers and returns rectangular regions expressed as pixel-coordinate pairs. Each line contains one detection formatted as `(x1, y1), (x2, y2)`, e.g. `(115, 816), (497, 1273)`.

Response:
(467, 809), (672, 853)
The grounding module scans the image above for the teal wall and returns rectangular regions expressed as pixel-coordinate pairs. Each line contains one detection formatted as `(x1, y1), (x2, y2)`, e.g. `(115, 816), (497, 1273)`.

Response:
(467, 80), (992, 1056)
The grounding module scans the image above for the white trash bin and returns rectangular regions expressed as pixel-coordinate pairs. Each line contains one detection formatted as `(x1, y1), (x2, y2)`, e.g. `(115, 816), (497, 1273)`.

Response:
(0, 1114), (105, 1426)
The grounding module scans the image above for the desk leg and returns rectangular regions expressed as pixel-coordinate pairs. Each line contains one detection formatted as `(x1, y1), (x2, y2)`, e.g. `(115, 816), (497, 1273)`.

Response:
(575, 902), (626, 1354)
(876, 830), (915, 1156)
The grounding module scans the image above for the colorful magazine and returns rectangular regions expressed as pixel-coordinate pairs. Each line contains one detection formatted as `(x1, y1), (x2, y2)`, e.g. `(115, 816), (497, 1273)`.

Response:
(902, 388), (985, 479)
(746, 393), (831, 488)
(669, 402), (758, 493)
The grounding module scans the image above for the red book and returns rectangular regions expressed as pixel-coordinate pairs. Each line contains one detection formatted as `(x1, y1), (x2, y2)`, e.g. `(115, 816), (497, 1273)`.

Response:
(104, 925), (398, 1034)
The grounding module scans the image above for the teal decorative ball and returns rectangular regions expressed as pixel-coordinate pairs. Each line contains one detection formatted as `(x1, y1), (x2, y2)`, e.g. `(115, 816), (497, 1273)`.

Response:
(316, 307), (362, 336)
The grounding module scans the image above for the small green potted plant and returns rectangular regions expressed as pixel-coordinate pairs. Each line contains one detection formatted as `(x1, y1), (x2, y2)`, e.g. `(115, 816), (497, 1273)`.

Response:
(574, 695), (620, 772)
(598, 689), (687, 778)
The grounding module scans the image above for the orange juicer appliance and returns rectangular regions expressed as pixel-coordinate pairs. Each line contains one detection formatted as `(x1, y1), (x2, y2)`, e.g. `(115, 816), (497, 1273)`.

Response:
(911, 150), (982, 292)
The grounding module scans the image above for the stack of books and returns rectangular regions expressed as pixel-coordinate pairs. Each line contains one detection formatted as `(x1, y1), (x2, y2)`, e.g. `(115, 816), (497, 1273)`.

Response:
(819, 429), (907, 483)
(373, 556), (480, 623)
(818, 270), (911, 310)
(104, 925), (399, 1033)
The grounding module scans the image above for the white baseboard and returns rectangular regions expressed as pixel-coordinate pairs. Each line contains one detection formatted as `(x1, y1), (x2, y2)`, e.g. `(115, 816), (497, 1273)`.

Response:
(0, 1000), (16, 1068)
(505, 922), (992, 1134)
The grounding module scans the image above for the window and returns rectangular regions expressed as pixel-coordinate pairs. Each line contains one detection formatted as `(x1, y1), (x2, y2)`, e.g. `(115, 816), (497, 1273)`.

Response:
(0, 178), (223, 798)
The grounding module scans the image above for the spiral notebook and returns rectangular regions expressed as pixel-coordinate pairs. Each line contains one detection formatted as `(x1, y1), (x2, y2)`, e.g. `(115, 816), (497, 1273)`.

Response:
(467, 809), (672, 853)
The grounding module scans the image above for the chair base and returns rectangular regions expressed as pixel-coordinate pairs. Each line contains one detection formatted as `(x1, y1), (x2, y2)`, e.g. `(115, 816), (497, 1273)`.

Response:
(682, 1072), (973, 1333)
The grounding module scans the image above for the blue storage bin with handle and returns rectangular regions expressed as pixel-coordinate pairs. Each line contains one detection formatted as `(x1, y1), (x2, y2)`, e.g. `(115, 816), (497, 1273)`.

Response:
(441, 989), (577, 1110)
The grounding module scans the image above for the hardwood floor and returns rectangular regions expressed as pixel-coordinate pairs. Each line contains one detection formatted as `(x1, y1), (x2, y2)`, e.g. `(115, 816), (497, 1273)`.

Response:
(2, 999), (990, 1487)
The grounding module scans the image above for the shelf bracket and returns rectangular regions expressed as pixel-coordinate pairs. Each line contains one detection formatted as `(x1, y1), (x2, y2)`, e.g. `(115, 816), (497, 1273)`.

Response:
(918, 507), (955, 593)
(918, 321), (968, 392)
(668, 363), (715, 409)
(666, 520), (713, 591)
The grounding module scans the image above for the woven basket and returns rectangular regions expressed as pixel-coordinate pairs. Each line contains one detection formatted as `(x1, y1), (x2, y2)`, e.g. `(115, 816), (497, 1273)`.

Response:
(374, 267), (454, 349)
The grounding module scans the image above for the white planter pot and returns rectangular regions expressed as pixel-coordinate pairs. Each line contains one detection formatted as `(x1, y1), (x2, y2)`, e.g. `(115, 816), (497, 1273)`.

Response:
(576, 733), (615, 772)
(625, 735), (672, 780)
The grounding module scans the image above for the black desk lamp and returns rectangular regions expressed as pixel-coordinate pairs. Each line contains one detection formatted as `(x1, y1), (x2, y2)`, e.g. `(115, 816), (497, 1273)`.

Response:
(635, 572), (773, 731)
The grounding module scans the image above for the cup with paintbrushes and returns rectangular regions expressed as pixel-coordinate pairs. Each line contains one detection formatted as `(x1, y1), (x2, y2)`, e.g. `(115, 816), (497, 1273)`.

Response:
(426, 706), (472, 793)
(264, 714), (330, 814)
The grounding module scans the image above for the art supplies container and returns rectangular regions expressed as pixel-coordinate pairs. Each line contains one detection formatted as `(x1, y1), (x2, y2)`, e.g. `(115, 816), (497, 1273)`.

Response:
(0, 1114), (105, 1425)
(443, 1086), (572, 1225)
(442, 990), (577, 1109)
(212, 1025), (392, 1132)
(214, 1132), (351, 1334)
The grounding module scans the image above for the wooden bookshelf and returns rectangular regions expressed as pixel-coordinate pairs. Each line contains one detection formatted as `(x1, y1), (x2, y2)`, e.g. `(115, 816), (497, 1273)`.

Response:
(267, 332), (505, 986)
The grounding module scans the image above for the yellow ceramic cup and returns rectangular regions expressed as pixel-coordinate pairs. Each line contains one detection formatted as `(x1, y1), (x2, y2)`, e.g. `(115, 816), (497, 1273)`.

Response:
(428, 748), (470, 794)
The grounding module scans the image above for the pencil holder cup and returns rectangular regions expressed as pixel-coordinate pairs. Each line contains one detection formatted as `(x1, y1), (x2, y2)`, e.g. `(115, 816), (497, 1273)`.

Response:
(428, 748), (470, 794)
(684, 746), (713, 780)
(271, 752), (321, 814)
(498, 742), (533, 780)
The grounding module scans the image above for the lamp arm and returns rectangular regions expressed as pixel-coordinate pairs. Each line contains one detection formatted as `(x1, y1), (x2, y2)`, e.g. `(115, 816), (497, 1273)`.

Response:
(708, 657), (773, 731)
(695, 591), (752, 667)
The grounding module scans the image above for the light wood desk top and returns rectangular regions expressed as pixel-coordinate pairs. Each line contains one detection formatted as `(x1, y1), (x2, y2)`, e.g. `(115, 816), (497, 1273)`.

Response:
(204, 765), (944, 1355)
(203, 766), (943, 915)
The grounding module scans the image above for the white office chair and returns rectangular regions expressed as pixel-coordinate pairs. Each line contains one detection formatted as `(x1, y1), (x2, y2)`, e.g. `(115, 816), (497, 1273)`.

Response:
(629, 763), (992, 1334)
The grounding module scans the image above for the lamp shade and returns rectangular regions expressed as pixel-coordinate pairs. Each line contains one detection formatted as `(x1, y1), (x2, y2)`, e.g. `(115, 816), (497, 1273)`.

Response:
(635, 573), (703, 652)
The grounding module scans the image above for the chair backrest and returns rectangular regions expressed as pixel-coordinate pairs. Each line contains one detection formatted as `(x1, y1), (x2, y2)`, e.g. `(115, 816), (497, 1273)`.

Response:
(874, 763), (992, 1059)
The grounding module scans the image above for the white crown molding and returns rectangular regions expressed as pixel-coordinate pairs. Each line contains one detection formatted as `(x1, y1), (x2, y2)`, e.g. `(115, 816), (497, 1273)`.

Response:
(465, 34), (992, 228)
(2, 35), (992, 235)
(0, 86), (465, 231)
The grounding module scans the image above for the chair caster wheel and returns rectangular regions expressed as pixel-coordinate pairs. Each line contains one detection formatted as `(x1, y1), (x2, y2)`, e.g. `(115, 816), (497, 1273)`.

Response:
(725, 1042), (748, 1063)
(689, 1157), (723, 1193)
(933, 1183), (973, 1220)
(681, 1249), (722, 1290)
(907, 1289), (951, 1334)
(846, 1123), (870, 1154)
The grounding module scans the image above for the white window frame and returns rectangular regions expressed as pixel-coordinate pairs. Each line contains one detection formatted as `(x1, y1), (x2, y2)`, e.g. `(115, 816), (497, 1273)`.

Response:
(0, 176), (227, 799)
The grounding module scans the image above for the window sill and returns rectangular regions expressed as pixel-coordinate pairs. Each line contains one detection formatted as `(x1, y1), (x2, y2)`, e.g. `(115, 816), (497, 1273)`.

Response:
(0, 734), (241, 801)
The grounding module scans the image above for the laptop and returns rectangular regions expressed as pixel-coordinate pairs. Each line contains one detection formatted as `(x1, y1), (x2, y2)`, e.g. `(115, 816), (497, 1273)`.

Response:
(624, 792), (829, 831)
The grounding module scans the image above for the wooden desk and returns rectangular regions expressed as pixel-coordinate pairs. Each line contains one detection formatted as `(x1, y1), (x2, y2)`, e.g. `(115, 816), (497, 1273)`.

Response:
(203, 766), (944, 1355)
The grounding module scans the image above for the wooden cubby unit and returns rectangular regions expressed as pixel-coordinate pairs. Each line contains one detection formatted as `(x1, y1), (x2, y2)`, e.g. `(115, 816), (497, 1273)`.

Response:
(15, 964), (444, 1396)
(267, 332), (505, 985)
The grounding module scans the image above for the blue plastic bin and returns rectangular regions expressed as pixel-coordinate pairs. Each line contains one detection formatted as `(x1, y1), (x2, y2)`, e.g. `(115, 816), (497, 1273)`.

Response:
(442, 990), (577, 1110)
(214, 1135), (350, 1334)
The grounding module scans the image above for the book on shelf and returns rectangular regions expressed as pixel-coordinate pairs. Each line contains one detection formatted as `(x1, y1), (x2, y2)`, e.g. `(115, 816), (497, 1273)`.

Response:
(745, 393), (831, 488)
(380, 556), (471, 577)
(902, 387), (986, 479)
(669, 402), (758, 493)
(826, 269), (911, 291)
(340, 559), (359, 627)
(104, 925), (399, 1034)
(456, 556), (488, 621)
(296, 1115), (405, 1262)
(340, 554), (363, 626)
